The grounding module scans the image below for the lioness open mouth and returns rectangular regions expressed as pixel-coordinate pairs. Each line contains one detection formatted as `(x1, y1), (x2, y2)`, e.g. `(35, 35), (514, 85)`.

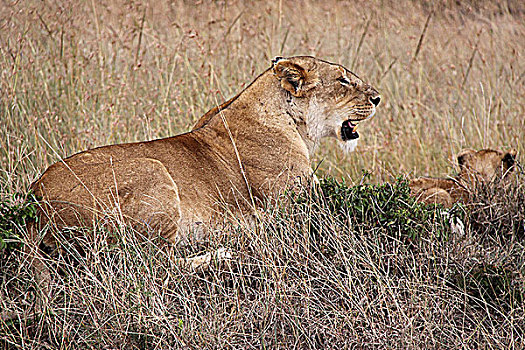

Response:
(341, 120), (359, 141)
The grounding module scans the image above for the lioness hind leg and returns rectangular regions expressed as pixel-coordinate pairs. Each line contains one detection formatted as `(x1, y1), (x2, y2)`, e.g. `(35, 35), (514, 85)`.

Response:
(105, 158), (182, 241)
(21, 158), (182, 319)
(35, 157), (183, 241)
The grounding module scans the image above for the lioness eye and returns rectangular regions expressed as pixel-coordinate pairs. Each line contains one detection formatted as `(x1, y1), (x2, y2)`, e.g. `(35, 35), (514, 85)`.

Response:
(337, 77), (351, 86)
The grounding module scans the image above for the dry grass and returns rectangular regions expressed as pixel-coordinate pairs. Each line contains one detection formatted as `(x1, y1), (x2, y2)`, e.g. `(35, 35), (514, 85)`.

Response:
(1, 178), (524, 348)
(1, 0), (524, 348)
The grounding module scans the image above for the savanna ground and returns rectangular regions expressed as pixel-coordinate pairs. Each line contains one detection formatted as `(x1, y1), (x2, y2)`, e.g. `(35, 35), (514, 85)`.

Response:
(1, 0), (524, 348)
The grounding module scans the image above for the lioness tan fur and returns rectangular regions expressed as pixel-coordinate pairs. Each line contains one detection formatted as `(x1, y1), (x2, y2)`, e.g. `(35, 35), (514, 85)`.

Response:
(410, 148), (517, 207)
(29, 55), (380, 259)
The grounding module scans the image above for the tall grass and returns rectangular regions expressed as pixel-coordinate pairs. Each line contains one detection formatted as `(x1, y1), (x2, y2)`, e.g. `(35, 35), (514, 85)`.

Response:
(1, 178), (524, 348)
(1, 0), (524, 348)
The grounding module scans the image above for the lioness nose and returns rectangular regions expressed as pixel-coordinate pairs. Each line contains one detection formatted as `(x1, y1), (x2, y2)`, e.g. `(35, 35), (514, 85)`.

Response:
(370, 96), (381, 107)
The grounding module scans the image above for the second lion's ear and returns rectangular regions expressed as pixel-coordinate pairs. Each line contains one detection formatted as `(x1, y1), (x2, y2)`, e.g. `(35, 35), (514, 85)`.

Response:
(502, 149), (517, 170)
(272, 58), (308, 97)
(457, 149), (476, 169)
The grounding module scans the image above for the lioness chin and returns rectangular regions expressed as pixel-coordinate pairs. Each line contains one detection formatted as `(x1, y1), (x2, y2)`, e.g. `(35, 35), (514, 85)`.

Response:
(26, 56), (379, 287)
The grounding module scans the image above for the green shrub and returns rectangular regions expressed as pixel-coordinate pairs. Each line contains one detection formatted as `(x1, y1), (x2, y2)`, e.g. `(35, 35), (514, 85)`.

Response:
(0, 192), (38, 252)
(287, 176), (463, 242)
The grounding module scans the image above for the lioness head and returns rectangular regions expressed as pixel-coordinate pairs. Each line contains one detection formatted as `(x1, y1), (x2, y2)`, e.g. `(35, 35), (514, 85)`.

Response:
(457, 148), (517, 182)
(272, 56), (380, 153)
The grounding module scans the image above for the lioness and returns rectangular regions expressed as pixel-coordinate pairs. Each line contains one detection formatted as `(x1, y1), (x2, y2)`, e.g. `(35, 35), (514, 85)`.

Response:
(29, 56), (380, 258)
(410, 148), (517, 207)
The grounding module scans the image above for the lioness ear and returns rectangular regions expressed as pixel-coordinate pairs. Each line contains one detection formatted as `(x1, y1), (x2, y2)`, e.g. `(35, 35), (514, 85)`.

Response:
(457, 149), (476, 169)
(272, 58), (308, 97)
